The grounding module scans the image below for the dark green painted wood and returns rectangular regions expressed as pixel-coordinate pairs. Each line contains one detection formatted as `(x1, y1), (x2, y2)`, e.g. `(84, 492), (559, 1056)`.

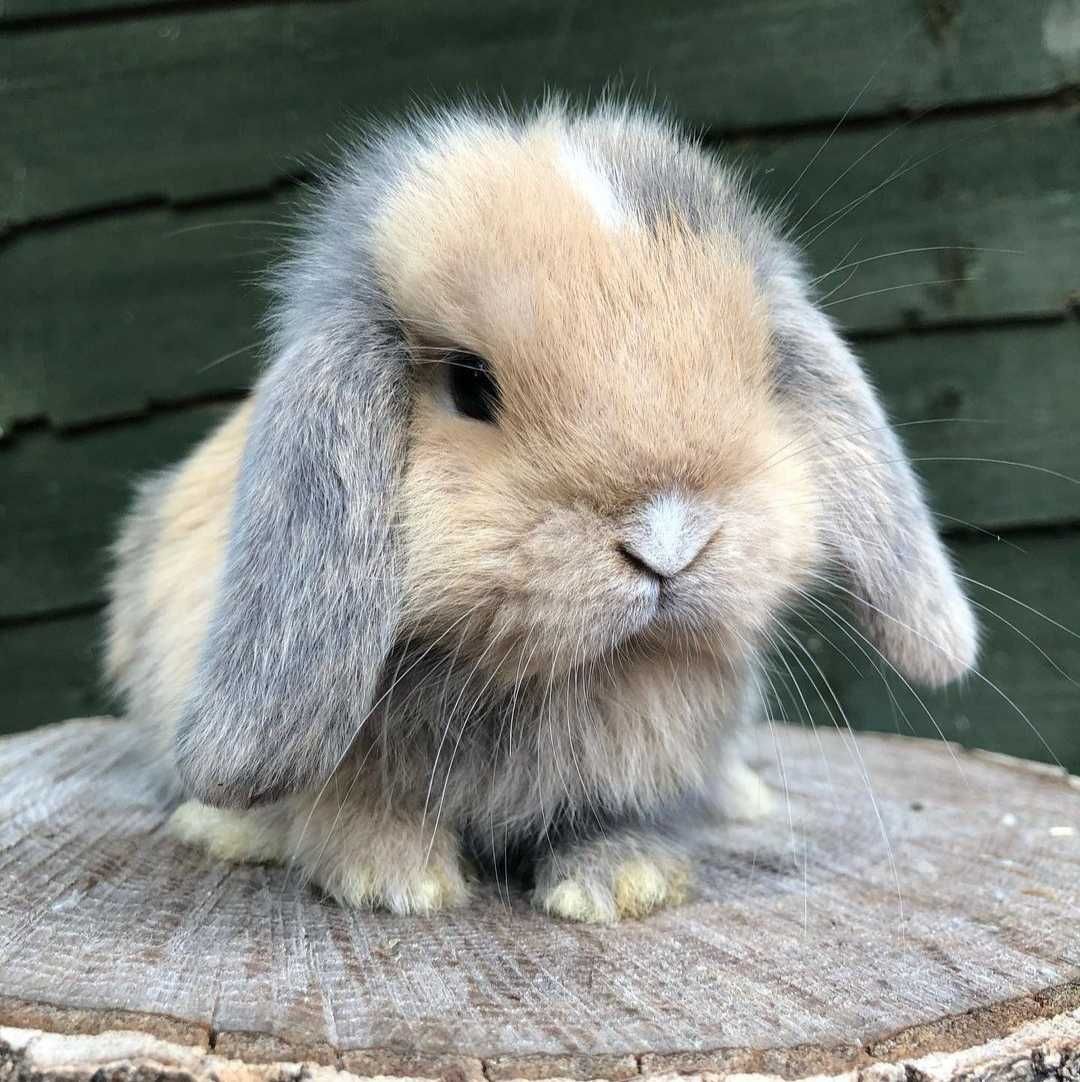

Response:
(0, 404), (231, 620)
(1, 200), (275, 432)
(2, 0), (180, 16)
(0, 611), (111, 736)
(861, 320), (1080, 531)
(796, 528), (1080, 773)
(733, 109), (1080, 331)
(2, 318), (1077, 622)
(4, 1), (1078, 225)
(5, 109), (1079, 435)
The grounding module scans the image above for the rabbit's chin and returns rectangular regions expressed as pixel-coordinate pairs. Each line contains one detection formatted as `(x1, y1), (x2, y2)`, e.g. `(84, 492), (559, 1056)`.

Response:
(409, 593), (759, 688)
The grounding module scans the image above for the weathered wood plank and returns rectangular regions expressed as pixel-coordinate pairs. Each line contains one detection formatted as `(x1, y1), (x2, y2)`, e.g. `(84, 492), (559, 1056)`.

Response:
(4, 107), (1078, 434)
(0, 404), (231, 620)
(2, 515), (1078, 777)
(798, 528), (1080, 773)
(1, 201), (272, 432)
(1, 717), (1078, 1063)
(732, 108), (1080, 331)
(0, 613), (108, 737)
(1, 0), (172, 17)
(862, 320), (1080, 531)
(4, 1), (1078, 225)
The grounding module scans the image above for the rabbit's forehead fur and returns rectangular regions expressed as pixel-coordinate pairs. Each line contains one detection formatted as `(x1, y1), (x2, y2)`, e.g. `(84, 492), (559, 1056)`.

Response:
(375, 114), (778, 493)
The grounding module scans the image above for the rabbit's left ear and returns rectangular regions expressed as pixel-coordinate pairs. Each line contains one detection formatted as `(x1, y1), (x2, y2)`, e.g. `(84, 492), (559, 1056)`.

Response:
(174, 327), (410, 809)
(770, 277), (977, 687)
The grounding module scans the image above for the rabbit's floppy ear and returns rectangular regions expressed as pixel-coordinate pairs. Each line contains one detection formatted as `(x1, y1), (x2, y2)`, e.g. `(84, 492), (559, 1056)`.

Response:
(770, 273), (977, 686)
(174, 320), (410, 808)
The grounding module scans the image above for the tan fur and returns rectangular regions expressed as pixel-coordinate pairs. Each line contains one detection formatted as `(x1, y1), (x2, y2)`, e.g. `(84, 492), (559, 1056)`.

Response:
(377, 126), (820, 685)
(107, 402), (252, 762)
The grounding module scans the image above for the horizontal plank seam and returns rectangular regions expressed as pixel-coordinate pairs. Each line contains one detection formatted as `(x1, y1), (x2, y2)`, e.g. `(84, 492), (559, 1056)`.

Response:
(0, 0), (354, 32)
(0, 601), (104, 632)
(2, 87), (1078, 236)
(704, 83), (1080, 145)
(1, 388), (249, 444)
(2, 310), (1075, 443)
(0, 171), (310, 248)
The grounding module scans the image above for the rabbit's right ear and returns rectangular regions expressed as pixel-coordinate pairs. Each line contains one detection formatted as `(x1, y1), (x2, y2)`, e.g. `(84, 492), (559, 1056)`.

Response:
(174, 324), (410, 809)
(768, 270), (978, 688)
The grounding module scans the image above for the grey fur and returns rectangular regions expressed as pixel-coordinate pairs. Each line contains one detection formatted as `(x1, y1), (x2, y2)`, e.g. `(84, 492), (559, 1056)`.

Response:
(765, 256), (978, 687)
(107, 100), (977, 915)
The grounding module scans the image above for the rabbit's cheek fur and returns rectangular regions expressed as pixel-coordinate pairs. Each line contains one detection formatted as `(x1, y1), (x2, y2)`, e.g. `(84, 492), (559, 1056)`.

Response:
(400, 378), (822, 685)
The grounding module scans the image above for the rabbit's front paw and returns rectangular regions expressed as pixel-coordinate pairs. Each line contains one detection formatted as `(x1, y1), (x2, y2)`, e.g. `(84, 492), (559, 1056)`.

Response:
(168, 800), (286, 864)
(534, 850), (691, 924)
(315, 855), (470, 915)
(286, 797), (471, 915)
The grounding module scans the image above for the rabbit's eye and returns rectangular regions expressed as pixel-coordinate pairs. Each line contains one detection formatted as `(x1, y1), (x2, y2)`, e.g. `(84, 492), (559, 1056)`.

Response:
(446, 350), (500, 424)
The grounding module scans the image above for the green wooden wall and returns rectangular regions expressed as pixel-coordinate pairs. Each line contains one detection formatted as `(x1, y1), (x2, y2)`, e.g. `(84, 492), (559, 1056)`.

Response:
(2, 1), (1078, 769)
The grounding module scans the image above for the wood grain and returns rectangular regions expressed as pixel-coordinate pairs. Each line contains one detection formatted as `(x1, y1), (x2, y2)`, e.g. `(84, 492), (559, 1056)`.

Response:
(4, 1), (1077, 224)
(736, 110), (1080, 332)
(0, 717), (1077, 1072)
(4, 1008), (1080, 1082)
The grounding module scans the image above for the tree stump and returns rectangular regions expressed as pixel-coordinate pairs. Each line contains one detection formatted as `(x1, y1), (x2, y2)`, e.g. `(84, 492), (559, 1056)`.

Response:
(1, 717), (1078, 1082)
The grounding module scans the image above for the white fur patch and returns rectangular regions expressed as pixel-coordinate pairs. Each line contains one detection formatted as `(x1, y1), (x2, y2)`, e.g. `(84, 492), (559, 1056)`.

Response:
(622, 492), (713, 579)
(556, 139), (626, 229)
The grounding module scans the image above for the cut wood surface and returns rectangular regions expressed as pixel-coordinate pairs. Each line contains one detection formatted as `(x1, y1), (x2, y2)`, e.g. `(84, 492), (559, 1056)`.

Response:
(4, 0), (1077, 224)
(4, 1015), (1080, 1082)
(1, 716), (1078, 1077)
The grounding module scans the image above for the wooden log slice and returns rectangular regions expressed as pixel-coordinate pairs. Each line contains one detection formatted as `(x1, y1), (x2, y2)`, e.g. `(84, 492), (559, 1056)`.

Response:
(1, 717), (1078, 1080)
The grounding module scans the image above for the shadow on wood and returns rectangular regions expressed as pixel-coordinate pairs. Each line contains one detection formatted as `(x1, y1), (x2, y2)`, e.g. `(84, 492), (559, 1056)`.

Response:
(1, 718), (1078, 1080)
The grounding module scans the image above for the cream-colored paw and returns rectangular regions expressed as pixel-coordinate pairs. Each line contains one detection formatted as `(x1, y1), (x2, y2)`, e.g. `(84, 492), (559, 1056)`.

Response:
(612, 857), (690, 919)
(317, 858), (470, 915)
(537, 878), (617, 924)
(537, 858), (690, 924)
(168, 800), (284, 864)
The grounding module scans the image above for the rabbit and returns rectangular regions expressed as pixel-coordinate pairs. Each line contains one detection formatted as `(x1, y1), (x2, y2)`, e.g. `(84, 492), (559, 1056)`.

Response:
(105, 100), (977, 922)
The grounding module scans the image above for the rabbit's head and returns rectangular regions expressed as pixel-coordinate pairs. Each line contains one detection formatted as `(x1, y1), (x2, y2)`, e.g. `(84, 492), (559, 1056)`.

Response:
(176, 103), (976, 808)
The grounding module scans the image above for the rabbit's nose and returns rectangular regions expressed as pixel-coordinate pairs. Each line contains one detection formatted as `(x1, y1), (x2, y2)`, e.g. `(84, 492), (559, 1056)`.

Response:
(617, 491), (715, 579)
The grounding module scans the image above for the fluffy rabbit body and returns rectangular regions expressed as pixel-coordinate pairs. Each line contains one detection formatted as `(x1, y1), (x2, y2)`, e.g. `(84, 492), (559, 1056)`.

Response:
(106, 102), (976, 922)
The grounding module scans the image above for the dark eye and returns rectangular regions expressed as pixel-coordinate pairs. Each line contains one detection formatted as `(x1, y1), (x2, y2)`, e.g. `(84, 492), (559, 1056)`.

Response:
(446, 350), (500, 424)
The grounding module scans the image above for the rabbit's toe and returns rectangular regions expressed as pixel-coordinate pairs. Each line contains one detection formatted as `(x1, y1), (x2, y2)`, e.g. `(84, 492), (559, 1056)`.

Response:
(535, 854), (690, 923)
(613, 857), (689, 918)
(168, 800), (285, 864)
(717, 759), (776, 822)
(316, 853), (470, 915)
(538, 877), (617, 923)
